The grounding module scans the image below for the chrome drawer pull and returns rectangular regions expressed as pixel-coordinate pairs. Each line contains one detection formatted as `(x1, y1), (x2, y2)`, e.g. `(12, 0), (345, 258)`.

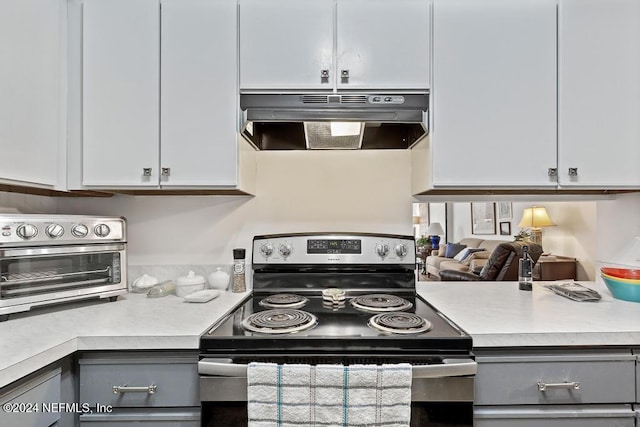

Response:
(112, 384), (157, 394)
(537, 381), (580, 392)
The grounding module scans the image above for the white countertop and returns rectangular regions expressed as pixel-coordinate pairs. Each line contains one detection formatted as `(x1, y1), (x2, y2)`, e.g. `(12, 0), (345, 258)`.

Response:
(2, 281), (639, 389)
(417, 280), (640, 349)
(0, 291), (248, 388)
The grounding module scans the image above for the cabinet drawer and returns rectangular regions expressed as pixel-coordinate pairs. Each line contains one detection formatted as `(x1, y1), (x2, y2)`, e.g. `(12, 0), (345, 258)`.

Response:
(79, 352), (199, 408)
(0, 367), (61, 427)
(475, 351), (636, 405)
(80, 408), (199, 426)
(475, 404), (636, 427)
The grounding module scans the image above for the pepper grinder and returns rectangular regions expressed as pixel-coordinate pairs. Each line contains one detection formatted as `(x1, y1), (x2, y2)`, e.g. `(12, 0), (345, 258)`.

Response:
(232, 248), (246, 293)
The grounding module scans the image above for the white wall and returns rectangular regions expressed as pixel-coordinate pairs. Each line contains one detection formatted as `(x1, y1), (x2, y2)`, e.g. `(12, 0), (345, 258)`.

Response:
(0, 192), (58, 214)
(56, 150), (415, 265)
(596, 192), (640, 267)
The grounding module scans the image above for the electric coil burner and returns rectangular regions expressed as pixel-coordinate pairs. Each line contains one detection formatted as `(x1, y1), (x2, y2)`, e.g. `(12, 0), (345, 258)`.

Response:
(368, 312), (432, 334)
(199, 233), (476, 427)
(241, 308), (317, 334)
(351, 293), (413, 313)
(258, 293), (309, 309)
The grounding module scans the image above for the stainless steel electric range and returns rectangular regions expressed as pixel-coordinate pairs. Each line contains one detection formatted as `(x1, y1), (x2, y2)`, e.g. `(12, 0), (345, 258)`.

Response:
(199, 233), (475, 427)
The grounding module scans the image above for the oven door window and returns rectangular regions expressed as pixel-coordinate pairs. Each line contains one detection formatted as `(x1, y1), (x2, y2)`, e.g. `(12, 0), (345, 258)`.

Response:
(0, 250), (121, 299)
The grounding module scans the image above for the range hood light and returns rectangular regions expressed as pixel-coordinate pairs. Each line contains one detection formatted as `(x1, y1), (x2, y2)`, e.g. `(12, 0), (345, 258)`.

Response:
(330, 122), (363, 137)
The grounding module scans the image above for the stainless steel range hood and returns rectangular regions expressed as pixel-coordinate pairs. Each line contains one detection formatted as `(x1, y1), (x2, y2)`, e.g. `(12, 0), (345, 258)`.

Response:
(240, 93), (429, 150)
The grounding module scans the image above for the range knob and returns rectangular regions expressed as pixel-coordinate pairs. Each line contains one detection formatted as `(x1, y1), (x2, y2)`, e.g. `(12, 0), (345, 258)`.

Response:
(279, 243), (293, 258)
(16, 224), (38, 240)
(45, 224), (64, 238)
(94, 224), (111, 238)
(260, 243), (274, 258)
(71, 224), (89, 238)
(394, 243), (408, 258)
(375, 243), (389, 259)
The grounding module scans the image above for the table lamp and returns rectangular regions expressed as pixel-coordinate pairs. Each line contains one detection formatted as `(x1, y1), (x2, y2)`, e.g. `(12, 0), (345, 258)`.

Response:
(518, 206), (555, 247)
(426, 222), (445, 250)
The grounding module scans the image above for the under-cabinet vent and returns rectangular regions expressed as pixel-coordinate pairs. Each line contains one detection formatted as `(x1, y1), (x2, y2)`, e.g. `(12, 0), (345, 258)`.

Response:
(340, 95), (368, 104)
(301, 95), (328, 104)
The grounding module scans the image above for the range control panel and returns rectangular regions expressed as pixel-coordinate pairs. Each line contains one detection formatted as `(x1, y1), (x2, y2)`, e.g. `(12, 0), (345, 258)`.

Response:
(0, 214), (126, 246)
(252, 233), (415, 265)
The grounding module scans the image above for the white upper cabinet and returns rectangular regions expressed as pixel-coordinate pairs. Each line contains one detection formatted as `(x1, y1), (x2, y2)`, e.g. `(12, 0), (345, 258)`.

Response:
(336, 0), (430, 89)
(82, 0), (160, 187)
(431, 0), (557, 188)
(239, 0), (430, 91)
(0, 0), (64, 189)
(161, 0), (238, 187)
(558, 0), (640, 188)
(81, 0), (243, 189)
(240, 0), (334, 90)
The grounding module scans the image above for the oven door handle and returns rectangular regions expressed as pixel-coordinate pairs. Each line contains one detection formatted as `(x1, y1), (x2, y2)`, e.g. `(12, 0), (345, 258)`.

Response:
(198, 358), (477, 379)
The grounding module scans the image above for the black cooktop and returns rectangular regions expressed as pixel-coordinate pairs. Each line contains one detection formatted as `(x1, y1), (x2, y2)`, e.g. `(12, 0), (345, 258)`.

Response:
(200, 292), (472, 356)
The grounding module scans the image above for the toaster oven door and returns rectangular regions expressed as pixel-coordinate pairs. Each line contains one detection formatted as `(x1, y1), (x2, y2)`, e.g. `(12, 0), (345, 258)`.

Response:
(0, 244), (126, 316)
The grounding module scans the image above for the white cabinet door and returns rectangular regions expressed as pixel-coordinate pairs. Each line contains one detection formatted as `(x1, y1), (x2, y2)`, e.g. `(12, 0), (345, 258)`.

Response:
(336, 0), (430, 89)
(431, 0), (557, 187)
(559, 0), (640, 187)
(161, 0), (238, 187)
(0, 0), (62, 188)
(239, 0), (334, 90)
(82, 0), (160, 186)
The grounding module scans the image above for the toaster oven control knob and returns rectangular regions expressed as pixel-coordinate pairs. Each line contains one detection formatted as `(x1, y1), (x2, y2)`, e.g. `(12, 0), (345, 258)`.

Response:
(94, 224), (111, 238)
(71, 224), (89, 238)
(260, 243), (274, 258)
(279, 243), (292, 258)
(375, 243), (389, 259)
(394, 243), (408, 258)
(45, 224), (64, 238)
(16, 224), (38, 240)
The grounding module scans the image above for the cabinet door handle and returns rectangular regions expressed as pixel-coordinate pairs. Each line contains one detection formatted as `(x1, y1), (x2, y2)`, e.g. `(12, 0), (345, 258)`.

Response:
(142, 168), (152, 177)
(537, 381), (580, 392)
(340, 69), (350, 82)
(568, 167), (578, 177)
(547, 168), (557, 177)
(112, 384), (157, 394)
(161, 167), (171, 177)
(320, 69), (329, 82)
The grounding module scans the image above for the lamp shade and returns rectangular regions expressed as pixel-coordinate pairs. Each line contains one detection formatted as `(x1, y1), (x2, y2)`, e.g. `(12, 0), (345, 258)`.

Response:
(518, 206), (556, 228)
(426, 222), (445, 235)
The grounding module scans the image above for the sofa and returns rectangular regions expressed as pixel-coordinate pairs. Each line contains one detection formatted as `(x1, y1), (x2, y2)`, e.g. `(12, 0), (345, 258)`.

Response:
(439, 241), (543, 281)
(425, 238), (510, 279)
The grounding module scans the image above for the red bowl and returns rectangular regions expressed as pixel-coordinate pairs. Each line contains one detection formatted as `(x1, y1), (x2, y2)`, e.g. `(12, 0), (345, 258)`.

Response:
(600, 267), (640, 280)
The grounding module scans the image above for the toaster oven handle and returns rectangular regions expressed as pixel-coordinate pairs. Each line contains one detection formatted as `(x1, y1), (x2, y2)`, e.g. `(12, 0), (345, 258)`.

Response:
(198, 358), (477, 378)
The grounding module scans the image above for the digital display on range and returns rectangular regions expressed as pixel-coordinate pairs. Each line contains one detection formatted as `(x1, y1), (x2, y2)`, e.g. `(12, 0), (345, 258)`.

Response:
(307, 239), (361, 254)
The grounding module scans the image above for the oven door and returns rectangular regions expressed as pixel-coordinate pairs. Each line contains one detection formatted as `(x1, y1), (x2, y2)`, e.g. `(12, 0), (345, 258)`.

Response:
(0, 244), (126, 315)
(199, 357), (476, 427)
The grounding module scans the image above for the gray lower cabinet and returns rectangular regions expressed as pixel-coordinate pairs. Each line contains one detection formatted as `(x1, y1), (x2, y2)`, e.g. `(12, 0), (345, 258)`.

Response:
(635, 349), (639, 423)
(473, 349), (637, 425)
(78, 351), (199, 426)
(0, 367), (61, 427)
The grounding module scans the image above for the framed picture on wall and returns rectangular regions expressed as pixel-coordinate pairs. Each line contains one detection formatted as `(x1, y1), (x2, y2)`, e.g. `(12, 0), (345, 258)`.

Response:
(497, 202), (512, 221)
(471, 202), (496, 235)
(499, 221), (511, 236)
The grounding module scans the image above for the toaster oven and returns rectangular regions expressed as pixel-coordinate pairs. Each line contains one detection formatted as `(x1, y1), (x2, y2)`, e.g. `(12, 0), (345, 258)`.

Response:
(0, 214), (127, 321)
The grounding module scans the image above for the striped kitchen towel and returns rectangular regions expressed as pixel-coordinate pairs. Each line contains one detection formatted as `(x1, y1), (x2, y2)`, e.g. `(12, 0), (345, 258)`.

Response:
(247, 362), (412, 427)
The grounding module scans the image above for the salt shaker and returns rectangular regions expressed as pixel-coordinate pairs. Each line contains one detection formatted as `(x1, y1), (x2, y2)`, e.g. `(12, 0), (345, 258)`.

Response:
(232, 248), (246, 293)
